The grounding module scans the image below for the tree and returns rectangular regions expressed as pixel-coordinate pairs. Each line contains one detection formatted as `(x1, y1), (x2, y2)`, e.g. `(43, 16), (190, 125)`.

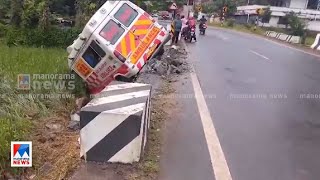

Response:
(38, 0), (51, 31)
(75, 0), (97, 28)
(0, 0), (10, 20)
(10, 0), (23, 27)
(22, 0), (40, 28)
(211, 0), (237, 17)
(286, 12), (306, 36)
(202, 4), (214, 14)
(259, 7), (271, 26)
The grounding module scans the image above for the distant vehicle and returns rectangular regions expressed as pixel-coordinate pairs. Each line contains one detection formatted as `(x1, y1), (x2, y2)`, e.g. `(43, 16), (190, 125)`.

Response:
(67, 1), (170, 94)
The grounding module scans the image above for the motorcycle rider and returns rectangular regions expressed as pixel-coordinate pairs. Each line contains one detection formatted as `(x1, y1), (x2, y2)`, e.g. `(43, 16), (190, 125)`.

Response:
(199, 15), (207, 29)
(186, 16), (197, 41)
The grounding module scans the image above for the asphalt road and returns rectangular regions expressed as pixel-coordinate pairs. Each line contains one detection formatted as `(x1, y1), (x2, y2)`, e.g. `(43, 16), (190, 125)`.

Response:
(186, 27), (320, 180)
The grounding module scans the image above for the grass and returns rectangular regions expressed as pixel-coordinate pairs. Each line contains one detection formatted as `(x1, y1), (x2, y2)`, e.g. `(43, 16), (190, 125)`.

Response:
(0, 43), (86, 179)
(209, 21), (317, 47)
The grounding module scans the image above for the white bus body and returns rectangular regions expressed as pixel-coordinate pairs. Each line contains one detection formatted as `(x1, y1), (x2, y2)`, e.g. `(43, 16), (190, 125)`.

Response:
(67, 0), (170, 94)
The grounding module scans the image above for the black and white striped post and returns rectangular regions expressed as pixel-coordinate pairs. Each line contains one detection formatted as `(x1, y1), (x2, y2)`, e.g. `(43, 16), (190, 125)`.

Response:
(79, 81), (152, 163)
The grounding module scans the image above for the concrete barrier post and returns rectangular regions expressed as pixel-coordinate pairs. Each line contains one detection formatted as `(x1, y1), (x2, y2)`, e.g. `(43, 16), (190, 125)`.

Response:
(311, 34), (320, 50)
(79, 81), (152, 163)
(269, 31), (278, 38)
(279, 34), (289, 41)
(288, 36), (301, 44)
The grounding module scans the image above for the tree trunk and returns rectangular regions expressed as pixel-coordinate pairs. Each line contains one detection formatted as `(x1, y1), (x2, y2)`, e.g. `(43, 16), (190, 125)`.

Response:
(75, 0), (84, 28)
(39, 0), (51, 31)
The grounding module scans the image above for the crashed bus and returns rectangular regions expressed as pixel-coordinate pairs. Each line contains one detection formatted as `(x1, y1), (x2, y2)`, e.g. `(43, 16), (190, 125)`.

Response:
(67, 0), (170, 94)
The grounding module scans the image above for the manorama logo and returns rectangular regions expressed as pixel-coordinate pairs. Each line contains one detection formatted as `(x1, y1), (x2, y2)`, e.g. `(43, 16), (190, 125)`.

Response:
(11, 141), (32, 167)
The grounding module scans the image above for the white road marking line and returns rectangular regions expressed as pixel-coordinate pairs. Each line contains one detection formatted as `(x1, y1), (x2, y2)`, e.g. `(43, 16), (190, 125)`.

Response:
(249, 50), (270, 60)
(190, 73), (233, 180)
(181, 42), (232, 180)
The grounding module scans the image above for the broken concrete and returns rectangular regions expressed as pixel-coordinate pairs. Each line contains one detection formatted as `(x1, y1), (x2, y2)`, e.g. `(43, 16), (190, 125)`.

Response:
(145, 46), (190, 77)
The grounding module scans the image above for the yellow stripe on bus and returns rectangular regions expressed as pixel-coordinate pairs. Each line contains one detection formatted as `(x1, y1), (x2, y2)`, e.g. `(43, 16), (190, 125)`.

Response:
(121, 39), (128, 57)
(129, 33), (136, 51)
(134, 29), (149, 35)
(135, 20), (152, 26)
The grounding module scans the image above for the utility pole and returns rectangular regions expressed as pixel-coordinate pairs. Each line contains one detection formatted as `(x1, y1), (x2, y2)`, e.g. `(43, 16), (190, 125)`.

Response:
(246, 0), (250, 23)
(187, 0), (190, 18)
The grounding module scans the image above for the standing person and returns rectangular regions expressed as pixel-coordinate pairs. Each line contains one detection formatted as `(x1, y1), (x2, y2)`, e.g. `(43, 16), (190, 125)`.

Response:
(171, 14), (182, 44)
(254, 18), (258, 31)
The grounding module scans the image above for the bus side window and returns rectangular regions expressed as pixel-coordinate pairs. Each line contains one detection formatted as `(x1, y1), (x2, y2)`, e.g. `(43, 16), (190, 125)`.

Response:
(114, 3), (138, 27)
(99, 20), (125, 45)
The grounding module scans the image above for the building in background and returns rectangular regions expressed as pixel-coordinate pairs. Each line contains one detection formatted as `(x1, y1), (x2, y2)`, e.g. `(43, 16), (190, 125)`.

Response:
(235, 0), (320, 31)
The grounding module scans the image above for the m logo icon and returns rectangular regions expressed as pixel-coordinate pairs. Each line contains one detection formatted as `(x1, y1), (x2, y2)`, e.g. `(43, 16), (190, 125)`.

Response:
(11, 141), (32, 167)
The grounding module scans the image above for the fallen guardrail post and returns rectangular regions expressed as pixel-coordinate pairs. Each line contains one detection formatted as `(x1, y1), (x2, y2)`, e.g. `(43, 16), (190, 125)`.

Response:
(79, 81), (152, 163)
(311, 34), (320, 50)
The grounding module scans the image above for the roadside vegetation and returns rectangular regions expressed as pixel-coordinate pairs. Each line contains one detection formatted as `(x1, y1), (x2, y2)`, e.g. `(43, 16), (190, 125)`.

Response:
(0, 0), (88, 178)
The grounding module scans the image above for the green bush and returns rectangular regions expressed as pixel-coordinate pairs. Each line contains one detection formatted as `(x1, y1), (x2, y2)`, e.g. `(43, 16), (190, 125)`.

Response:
(5, 27), (81, 48)
(0, 23), (7, 37)
(226, 19), (235, 27)
(244, 23), (253, 29)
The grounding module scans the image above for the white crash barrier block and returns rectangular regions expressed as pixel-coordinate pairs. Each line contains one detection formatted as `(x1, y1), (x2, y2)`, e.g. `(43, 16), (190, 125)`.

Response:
(278, 34), (289, 41)
(269, 31), (278, 38)
(311, 34), (320, 50)
(287, 36), (301, 44)
(80, 81), (152, 163)
(275, 33), (282, 39)
(265, 31), (275, 36)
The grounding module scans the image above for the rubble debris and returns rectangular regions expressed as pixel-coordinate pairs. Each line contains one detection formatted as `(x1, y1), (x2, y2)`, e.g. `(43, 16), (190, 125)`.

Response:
(68, 120), (80, 131)
(145, 46), (190, 77)
(45, 123), (63, 132)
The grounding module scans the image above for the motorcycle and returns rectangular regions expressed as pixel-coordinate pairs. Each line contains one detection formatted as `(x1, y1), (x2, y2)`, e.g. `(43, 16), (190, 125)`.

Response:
(199, 23), (207, 35)
(184, 26), (196, 43)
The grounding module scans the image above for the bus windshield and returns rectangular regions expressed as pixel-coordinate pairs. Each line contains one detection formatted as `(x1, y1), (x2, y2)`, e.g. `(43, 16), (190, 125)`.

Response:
(114, 3), (138, 27)
(100, 20), (125, 45)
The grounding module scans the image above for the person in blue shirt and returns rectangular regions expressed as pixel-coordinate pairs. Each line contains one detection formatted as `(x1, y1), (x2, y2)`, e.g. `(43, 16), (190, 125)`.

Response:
(172, 14), (182, 44)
